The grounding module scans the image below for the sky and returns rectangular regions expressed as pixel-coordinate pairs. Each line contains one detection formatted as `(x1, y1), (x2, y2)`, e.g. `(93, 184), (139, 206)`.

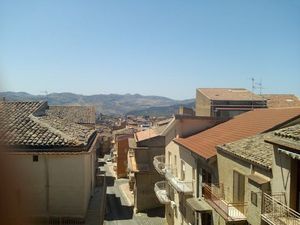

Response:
(0, 0), (300, 100)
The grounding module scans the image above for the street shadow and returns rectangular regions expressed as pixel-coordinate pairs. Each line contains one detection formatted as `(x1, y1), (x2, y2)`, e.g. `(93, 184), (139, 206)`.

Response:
(106, 176), (115, 187)
(105, 194), (134, 221)
(141, 207), (165, 218)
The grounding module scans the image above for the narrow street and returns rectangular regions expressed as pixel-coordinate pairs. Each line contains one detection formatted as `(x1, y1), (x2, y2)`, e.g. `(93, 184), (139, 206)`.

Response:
(101, 155), (165, 225)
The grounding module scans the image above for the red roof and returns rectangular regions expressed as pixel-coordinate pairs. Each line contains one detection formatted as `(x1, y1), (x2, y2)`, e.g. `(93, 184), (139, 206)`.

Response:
(174, 108), (300, 159)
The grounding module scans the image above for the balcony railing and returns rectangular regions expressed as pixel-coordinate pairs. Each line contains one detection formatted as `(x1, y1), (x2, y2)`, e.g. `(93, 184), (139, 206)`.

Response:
(153, 155), (166, 175)
(262, 192), (300, 225)
(154, 181), (171, 204)
(165, 167), (194, 194)
(202, 183), (247, 221)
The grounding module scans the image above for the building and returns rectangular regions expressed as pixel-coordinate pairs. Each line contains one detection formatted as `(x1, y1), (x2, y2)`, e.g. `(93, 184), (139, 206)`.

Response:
(128, 115), (223, 212)
(116, 136), (130, 178)
(217, 124), (300, 225)
(0, 101), (99, 223)
(262, 94), (300, 108)
(195, 88), (267, 118)
(154, 107), (300, 225)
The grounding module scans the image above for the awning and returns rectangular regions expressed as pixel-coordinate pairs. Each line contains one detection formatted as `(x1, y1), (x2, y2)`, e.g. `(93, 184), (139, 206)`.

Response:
(278, 149), (300, 160)
(186, 197), (212, 213)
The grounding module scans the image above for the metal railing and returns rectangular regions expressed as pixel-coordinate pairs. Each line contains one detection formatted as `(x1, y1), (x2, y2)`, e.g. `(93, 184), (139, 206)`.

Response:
(202, 183), (247, 221)
(165, 167), (194, 194)
(262, 193), (300, 225)
(154, 181), (171, 204)
(153, 155), (166, 175)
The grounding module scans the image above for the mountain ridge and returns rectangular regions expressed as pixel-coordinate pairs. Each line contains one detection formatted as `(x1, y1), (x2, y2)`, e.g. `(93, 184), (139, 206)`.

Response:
(0, 91), (195, 115)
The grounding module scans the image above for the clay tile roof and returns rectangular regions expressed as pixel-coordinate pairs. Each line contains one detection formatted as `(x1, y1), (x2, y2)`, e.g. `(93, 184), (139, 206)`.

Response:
(48, 105), (96, 124)
(198, 88), (264, 101)
(261, 94), (300, 108)
(218, 133), (274, 170)
(265, 124), (300, 151)
(135, 124), (168, 142)
(0, 101), (96, 151)
(174, 108), (300, 159)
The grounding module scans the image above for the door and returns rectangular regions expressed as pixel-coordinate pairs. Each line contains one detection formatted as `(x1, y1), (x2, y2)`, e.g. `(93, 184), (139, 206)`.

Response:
(233, 171), (245, 203)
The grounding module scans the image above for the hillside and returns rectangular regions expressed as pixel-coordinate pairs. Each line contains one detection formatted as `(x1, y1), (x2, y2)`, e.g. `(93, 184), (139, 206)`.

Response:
(0, 91), (194, 115)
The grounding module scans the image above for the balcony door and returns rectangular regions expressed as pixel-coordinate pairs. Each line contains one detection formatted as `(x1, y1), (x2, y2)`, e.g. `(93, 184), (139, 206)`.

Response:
(233, 171), (245, 203)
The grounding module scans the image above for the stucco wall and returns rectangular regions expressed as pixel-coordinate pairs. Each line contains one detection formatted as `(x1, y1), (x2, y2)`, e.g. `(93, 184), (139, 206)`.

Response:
(135, 172), (162, 212)
(217, 150), (272, 225)
(271, 146), (292, 206)
(10, 152), (94, 218)
(195, 89), (211, 117)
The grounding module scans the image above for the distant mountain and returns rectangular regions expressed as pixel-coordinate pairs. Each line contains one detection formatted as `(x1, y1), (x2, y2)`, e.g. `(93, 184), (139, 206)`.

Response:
(0, 91), (195, 115)
(126, 102), (195, 117)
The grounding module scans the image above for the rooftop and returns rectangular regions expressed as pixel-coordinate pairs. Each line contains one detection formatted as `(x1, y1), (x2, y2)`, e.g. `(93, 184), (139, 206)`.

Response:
(218, 133), (274, 170)
(0, 101), (96, 150)
(175, 108), (300, 159)
(198, 88), (264, 101)
(265, 124), (300, 151)
(48, 105), (96, 124)
(135, 124), (168, 142)
(262, 94), (300, 108)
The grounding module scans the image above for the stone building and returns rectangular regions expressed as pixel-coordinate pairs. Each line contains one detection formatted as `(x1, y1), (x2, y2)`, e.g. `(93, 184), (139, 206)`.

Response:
(153, 108), (300, 225)
(195, 88), (267, 118)
(0, 101), (99, 223)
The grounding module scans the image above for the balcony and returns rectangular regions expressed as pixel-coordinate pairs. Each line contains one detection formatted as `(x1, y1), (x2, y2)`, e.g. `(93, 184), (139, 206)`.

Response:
(262, 193), (300, 225)
(154, 181), (170, 204)
(165, 167), (194, 194)
(202, 183), (247, 222)
(153, 155), (167, 175)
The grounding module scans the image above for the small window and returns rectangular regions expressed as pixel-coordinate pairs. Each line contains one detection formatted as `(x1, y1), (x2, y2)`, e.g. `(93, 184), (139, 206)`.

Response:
(251, 191), (257, 206)
(33, 155), (39, 162)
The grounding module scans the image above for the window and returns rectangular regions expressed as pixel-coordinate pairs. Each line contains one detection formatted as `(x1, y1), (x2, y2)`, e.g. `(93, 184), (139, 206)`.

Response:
(251, 191), (257, 206)
(192, 168), (196, 181)
(174, 155), (177, 177)
(181, 160), (185, 180)
(168, 152), (172, 165)
(33, 155), (39, 162)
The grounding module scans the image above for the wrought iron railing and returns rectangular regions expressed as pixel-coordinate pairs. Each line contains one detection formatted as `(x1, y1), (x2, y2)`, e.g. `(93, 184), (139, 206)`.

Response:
(262, 192), (300, 225)
(202, 183), (247, 221)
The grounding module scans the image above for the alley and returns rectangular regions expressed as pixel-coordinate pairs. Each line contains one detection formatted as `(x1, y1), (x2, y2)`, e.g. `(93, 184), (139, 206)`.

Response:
(101, 155), (165, 225)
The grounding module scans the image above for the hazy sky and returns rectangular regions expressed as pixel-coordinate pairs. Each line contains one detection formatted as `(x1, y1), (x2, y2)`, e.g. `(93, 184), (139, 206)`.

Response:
(1, 0), (299, 100)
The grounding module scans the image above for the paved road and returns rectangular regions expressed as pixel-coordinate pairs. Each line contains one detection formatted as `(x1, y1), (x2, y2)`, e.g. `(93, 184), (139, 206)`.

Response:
(102, 155), (165, 225)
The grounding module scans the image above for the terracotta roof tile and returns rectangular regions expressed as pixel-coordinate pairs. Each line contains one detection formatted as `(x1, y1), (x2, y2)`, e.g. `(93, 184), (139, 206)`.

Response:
(262, 94), (300, 108)
(174, 108), (300, 159)
(0, 101), (96, 150)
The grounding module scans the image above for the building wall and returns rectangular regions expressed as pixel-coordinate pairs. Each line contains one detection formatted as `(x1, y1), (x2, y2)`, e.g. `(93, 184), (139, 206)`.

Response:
(195, 89), (211, 117)
(135, 172), (162, 212)
(117, 138), (129, 178)
(271, 146), (292, 206)
(134, 136), (165, 211)
(165, 142), (197, 225)
(217, 150), (272, 225)
(9, 151), (95, 219)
